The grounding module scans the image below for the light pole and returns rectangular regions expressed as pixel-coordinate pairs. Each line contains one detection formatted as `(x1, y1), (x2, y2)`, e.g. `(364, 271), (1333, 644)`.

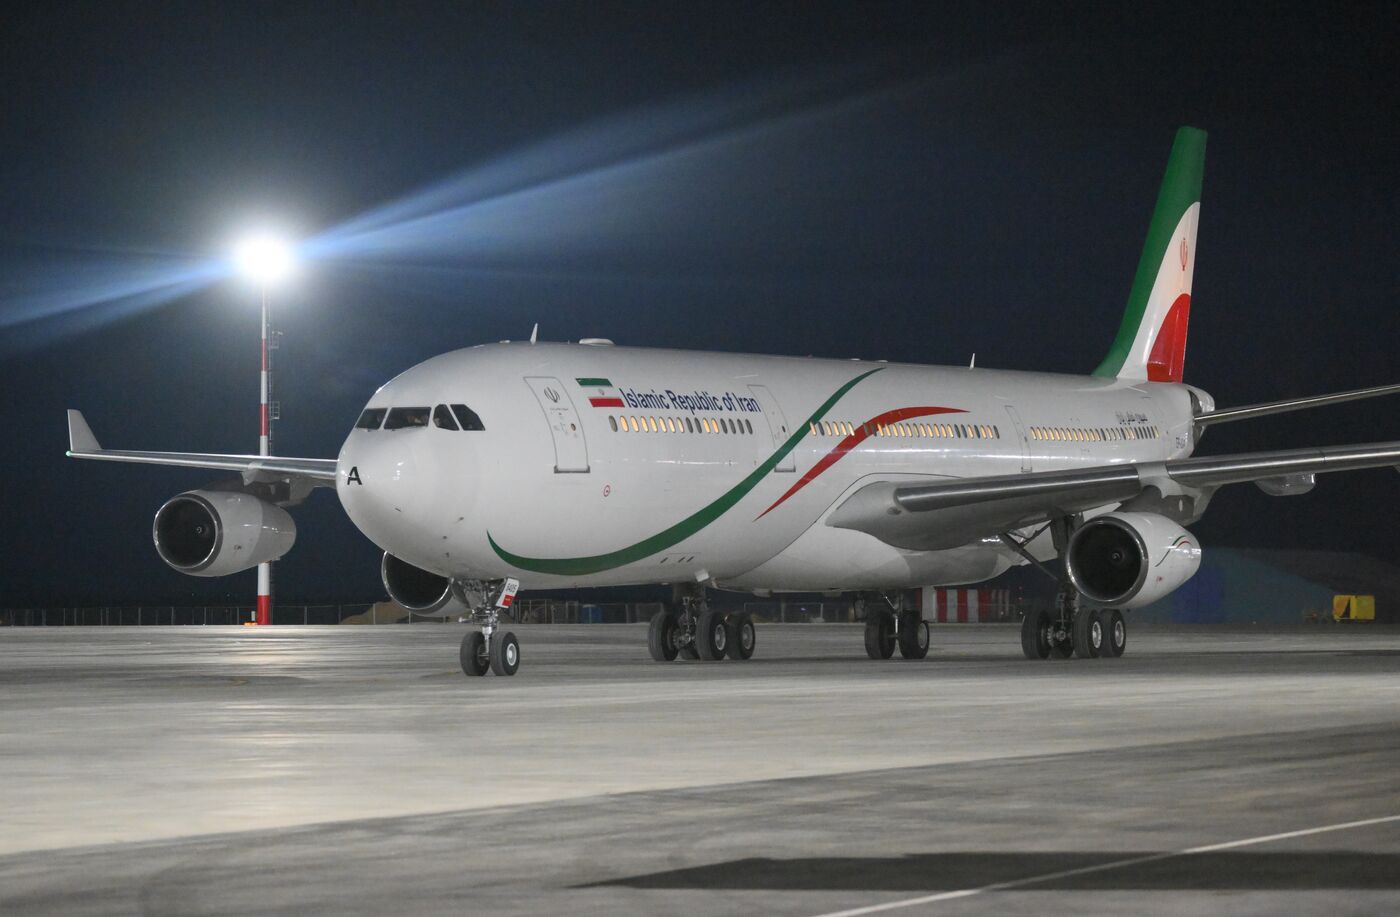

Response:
(233, 234), (294, 626)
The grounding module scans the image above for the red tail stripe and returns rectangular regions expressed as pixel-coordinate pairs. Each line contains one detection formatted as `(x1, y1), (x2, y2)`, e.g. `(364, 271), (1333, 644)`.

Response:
(756, 405), (966, 519)
(1147, 293), (1191, 383)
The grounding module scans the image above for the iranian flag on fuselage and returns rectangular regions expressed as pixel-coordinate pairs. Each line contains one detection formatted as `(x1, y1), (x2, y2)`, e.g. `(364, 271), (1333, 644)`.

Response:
(577, 377), (624, 408)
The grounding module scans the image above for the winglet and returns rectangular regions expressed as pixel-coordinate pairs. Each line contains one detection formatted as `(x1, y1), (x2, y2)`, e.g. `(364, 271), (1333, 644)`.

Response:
(66, 410), (101, 454)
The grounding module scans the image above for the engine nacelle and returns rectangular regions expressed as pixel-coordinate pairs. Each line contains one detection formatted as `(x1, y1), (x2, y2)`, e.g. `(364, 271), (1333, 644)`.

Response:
(381, 553), (469, 616)
(153, 490), (296, 577)
(1066, 512), (1201, 608)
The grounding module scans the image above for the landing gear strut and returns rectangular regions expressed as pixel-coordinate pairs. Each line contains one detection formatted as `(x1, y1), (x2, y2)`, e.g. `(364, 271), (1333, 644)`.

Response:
(1018, 515), (1128, 662)
(458, 578), (522, 677)
(1021, 582), (1127, 661)
(648, 584), (756, 663)
(860, 593), (929, 661)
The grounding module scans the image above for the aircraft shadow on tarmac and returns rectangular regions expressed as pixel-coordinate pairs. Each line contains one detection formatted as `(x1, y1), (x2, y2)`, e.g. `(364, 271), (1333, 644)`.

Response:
(584, 851), (1400, 891)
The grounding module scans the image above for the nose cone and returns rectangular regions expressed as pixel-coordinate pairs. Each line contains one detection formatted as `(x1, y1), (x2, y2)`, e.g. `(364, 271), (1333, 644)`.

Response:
(337, 431), (426, 551)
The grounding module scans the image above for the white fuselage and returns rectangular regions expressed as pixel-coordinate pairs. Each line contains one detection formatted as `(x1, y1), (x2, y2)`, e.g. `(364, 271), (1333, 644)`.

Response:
(336, 342), (1202, 593)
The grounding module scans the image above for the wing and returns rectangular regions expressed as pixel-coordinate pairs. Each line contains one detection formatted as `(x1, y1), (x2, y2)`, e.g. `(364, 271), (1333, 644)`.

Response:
(828, 440), (1400, 551)
(65, 409), (338, 485)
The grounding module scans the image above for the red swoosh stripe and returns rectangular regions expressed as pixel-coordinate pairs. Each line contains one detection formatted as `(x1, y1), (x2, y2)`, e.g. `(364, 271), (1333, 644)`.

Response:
(755, 405), (966, 520)
(589, 397), (625, 408)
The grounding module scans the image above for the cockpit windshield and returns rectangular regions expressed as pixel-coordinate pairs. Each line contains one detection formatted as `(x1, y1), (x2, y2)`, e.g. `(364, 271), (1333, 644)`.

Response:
(432, 405), (459, 430)
(355, 408), (387, 430)
(383, 407), (431, 430)
(451, 404), (485, 431)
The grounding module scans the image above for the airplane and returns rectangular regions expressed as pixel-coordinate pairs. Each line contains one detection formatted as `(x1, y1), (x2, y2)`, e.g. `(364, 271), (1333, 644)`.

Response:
(67, 126), (1400, 677)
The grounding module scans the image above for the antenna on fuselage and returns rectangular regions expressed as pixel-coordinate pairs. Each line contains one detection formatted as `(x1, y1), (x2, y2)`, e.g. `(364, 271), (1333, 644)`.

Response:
(969, 353), (976, 369)
(529, 323), (539, 344)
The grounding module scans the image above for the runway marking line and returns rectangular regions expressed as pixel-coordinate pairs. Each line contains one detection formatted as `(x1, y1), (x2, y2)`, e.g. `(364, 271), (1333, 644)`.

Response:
(809, 812), (1400, 917)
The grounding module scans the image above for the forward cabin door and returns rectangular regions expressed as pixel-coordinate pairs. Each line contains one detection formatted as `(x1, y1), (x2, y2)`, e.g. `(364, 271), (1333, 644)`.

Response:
(524, 376), (590, 473)
(1004, 405), (1032, 473)
(749, 385), (795, 472)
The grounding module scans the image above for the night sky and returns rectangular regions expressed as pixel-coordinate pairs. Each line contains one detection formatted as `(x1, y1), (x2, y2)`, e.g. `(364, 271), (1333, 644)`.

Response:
(2, 3), (1396, 606)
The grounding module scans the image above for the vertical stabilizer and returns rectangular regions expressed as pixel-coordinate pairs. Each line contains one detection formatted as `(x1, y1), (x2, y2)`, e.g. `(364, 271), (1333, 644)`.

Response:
(1094, 127), (1207, 382)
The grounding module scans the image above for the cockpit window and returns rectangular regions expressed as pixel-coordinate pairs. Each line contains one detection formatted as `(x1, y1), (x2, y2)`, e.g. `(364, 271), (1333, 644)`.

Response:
(355, 408), (387, 430)
(383, 407), (431, 430)
(432, 405), (459, 430)
(451, 403), (485, 431)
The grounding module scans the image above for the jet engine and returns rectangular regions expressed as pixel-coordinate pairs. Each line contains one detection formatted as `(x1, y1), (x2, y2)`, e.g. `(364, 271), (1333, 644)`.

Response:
(381, 553), (469, 616)
(153, 490), (296, 577)
(1066, 511), (1201, 608)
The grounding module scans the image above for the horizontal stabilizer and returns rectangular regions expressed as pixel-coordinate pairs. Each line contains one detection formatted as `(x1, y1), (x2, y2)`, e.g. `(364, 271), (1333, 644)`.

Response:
(1198, 382), (1400, 426)
(67, 409), (101, 454)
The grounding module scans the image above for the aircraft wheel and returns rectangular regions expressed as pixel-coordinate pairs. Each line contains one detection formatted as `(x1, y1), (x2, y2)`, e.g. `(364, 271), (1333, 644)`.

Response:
(1020, 609), (1051, 660)
(897, 614), (929, 659)
(695, 610), (728, 660)
(1072, 609), (1103, 659)
(460, 631), (489, 676)
(490, 631), (520, 676)
(1102, 609), (1127, 658)
(648, 610), (679, 662)
(726, 613), (756, 660)
(864, 613), (896, 659)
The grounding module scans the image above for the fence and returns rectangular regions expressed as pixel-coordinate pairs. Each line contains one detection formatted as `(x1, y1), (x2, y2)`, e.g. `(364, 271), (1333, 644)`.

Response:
(1, 605), (375, 627)
(3, 596), (1035, 627)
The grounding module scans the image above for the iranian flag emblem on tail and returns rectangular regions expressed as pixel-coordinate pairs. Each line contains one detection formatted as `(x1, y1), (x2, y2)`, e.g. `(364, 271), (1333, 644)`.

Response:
(577, 377), (623, 408)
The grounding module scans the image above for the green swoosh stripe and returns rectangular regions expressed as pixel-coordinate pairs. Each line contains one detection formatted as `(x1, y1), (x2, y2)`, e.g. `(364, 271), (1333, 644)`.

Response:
(489, 367), (883, 576)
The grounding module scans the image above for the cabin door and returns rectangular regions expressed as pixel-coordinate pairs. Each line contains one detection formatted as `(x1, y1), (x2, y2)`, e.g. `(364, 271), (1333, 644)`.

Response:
(524, 376), (590, 473)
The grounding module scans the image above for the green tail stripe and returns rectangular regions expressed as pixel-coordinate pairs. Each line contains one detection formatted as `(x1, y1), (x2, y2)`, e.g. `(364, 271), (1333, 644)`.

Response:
(1093, 127), (1207, 378)
(490, 368), (884, 576)
(576, 377), (612, 387)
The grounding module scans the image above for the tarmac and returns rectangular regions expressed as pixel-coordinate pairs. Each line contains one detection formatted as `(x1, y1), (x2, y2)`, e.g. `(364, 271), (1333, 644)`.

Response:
(2, 623), (1399, 916)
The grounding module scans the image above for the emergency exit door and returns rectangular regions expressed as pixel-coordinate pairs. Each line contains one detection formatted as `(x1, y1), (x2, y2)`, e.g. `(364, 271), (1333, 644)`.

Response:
(1004, 405), (1032, 473)
(524, 376), (590, 473)
(749, 384), (796, 472)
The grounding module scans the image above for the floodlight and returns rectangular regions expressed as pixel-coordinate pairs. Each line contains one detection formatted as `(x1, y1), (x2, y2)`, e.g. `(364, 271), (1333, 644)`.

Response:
(233, 234), (295, 285)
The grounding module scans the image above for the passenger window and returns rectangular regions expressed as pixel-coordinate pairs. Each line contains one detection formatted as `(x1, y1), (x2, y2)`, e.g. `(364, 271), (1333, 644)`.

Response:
(384, 407), (431, 429)
(355, 408), (387, 430)
(433, 405), (460, 430)
(450, 404), (485, 431)
(609, 416), (618, 432)
(747, 419), (754, 435)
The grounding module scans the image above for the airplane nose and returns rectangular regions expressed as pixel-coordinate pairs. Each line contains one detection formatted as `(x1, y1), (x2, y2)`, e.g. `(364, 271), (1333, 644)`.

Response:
(337, 433), (425, 545)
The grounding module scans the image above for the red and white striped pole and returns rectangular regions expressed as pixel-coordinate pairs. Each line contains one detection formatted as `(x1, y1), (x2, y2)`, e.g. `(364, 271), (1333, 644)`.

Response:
(256, 284), (272, 626)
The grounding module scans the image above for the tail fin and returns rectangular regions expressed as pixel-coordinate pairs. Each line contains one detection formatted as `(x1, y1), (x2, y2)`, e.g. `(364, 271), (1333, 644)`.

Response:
(1093, 127), (1207, 383)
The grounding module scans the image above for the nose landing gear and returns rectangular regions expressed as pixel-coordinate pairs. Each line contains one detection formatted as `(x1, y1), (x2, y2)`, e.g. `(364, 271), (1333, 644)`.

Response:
(457, 578), (522, 677)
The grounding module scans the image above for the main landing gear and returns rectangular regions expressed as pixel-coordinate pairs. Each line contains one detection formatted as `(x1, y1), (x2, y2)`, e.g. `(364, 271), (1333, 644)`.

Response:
(1020, 582), (1127, 661)
(860, 593), (930, 661)
(648, 585), (756, 663)
(458, 578), (522, 677)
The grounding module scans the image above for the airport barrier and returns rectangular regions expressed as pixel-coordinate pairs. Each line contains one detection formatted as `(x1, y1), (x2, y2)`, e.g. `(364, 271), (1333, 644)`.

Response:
(3, 598), (1034, 626)
(0, 604), (375, 626)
